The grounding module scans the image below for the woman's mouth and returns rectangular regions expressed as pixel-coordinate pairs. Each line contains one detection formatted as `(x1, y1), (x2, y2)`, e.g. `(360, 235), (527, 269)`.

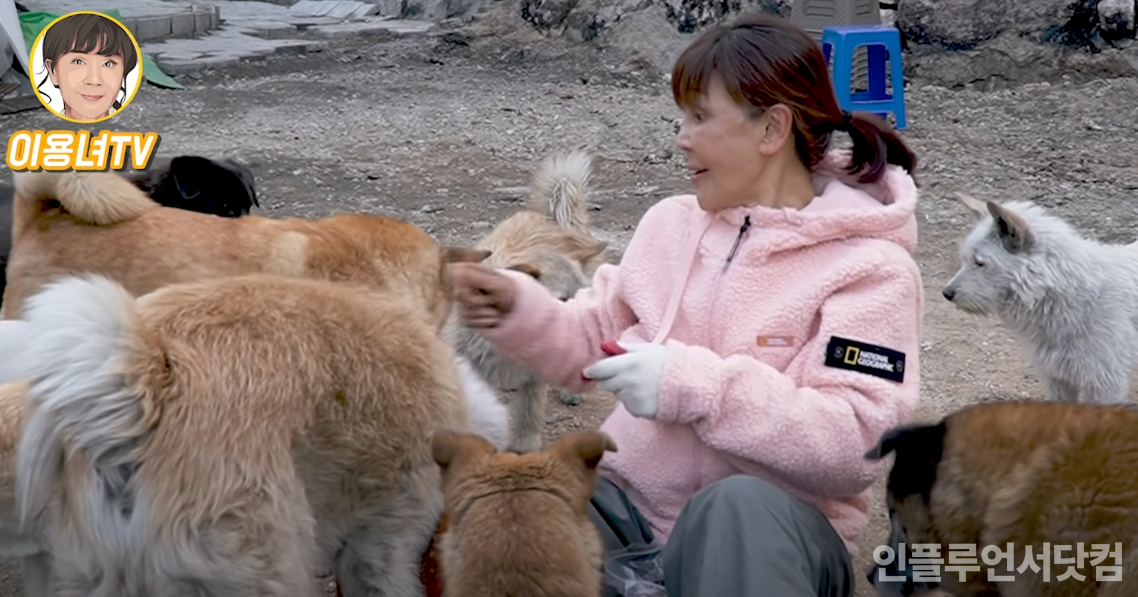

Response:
(80, 94), (104, 102)
(691, 168), (708, 181)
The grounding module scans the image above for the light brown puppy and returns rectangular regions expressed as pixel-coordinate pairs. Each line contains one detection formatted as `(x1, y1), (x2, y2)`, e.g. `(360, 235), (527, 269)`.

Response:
(1, 169), (487, 326)
(0, 381), (51, 597)
(431, 429), (615, 597)
(865, 399), (1138, 597)
(12, 272), (478, 597)
(447, 151), (608, 452)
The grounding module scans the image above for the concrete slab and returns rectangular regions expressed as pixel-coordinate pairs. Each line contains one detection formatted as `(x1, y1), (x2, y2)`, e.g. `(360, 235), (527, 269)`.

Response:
(21, 0), (224, 42)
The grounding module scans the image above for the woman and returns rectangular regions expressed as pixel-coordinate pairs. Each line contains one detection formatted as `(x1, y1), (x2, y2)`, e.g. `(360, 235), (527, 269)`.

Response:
(451, 13), (922, 597)
(37, 12), (139, 123)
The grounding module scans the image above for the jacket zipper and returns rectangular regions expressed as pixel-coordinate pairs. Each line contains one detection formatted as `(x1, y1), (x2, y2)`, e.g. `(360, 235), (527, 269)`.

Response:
(723, 215), (751, 272)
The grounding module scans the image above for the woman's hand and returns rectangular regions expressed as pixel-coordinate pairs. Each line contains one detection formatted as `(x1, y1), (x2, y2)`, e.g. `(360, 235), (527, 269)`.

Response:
(448, 263), (517, 330)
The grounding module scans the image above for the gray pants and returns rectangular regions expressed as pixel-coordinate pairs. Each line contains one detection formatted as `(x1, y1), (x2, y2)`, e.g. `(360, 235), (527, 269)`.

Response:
(587, 475), (855, 597)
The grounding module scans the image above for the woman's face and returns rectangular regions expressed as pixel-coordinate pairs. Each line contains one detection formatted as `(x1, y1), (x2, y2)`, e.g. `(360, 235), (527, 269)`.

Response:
(674, 79), (771, 212)
(48, 48), (124, 121)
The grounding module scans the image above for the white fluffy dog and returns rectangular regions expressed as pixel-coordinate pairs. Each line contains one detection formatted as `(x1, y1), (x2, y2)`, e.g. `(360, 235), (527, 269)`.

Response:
(942, 192), (1138, 404)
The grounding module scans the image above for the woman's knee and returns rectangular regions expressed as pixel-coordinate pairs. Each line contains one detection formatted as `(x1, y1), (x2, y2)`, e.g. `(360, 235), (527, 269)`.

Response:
(690, 474), (795, 514)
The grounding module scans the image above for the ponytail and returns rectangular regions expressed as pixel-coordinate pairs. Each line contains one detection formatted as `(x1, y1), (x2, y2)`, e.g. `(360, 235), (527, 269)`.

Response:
(838, 111), (917, 185)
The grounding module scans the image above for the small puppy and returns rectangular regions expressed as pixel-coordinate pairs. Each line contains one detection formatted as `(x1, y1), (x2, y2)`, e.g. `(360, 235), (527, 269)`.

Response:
(10, 271), (488, 596)
(1, 169), (486, 325)
(431, 429), (616, 597)
(121, 154), (259, 218)
(942, 192), (1138, 404)
(447, 151), (608, 452)
(0, 155), (256, 303)
(0, 381), (50, 597)
(865, 399), (1138, 597)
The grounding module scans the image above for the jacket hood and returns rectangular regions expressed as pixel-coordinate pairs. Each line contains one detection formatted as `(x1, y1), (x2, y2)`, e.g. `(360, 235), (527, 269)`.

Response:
(709, 149), (919, 256)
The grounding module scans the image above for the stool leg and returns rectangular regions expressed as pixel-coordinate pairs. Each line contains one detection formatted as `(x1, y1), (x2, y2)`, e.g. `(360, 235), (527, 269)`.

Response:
(889, 41), (907, 129)
(867, 44), (887, 101)
(831, 42), (854, 114)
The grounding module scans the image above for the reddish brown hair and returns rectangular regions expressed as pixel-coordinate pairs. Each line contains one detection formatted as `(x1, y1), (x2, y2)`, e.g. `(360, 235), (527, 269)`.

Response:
(672, 13), (917, 184)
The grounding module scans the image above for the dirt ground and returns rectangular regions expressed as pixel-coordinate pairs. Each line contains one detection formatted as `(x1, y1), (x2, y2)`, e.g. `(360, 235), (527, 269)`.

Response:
(2, 13), (1138, 596)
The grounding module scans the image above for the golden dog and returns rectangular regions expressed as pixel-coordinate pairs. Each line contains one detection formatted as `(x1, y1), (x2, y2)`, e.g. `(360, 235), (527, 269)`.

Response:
(431, 428), (615, 597)
(1, 169), (487, 325)
(865, 399), (1138, 597)
(446, 151), (608, 452)
(10, 271), (485, 596)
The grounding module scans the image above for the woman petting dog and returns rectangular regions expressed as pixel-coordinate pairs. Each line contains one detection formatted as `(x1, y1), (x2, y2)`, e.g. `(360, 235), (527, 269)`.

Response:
(449, 13), (923, 597)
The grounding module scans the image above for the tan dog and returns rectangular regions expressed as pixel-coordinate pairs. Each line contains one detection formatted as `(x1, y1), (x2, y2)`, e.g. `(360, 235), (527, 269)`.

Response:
(1, 169), (487, 325)
(431, 429), (615, 597)
(446, 151), (608, 452)
(9, 271), (487, 597)
(0, 381), (51, 597)
(865, 399), (1138, 597)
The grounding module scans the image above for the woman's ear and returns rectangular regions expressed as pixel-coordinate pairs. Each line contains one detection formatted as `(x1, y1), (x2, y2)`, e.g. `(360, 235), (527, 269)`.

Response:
(45, 60), (59, 87)
(755, 104), (795, 157)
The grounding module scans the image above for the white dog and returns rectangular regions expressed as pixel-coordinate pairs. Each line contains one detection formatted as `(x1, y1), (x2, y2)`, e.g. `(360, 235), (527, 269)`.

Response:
(942, 192), (1138, 405)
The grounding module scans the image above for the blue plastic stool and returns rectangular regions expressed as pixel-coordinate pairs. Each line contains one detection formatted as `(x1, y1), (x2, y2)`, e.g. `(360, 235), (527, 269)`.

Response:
(821, 25), (907, 130)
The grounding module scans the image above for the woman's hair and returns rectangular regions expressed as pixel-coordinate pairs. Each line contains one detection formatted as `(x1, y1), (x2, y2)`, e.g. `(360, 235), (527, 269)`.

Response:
(671, 13), (917, 184)
(38, 13), (139, 111)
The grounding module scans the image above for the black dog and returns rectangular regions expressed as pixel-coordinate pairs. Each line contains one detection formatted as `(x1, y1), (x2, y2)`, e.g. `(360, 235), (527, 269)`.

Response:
(0, 155), (259, 300)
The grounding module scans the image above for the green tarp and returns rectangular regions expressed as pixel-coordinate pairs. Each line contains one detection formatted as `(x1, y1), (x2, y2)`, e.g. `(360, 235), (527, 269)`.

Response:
(19, 9), (183, 90)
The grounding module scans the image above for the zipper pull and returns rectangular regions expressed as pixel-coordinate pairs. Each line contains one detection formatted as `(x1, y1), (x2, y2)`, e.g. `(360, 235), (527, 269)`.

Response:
(723, 215), (751, 272)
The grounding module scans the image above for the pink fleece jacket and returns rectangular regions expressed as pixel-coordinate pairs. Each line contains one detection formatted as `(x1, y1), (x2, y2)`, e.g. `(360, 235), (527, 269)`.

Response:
(480, 150), (924, 557)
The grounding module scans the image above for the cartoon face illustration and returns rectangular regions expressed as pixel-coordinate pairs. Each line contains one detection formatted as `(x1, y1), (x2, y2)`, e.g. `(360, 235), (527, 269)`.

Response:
(34, 12), (141, 123)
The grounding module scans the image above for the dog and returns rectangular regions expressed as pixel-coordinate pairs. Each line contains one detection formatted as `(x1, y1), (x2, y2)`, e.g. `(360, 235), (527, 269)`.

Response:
(119, 154), (259, 218)
(447, 151), (609, 453)
(8, 270), (509, 596)
(0, 380), (50, 597)
(1, 169), (487, 324)
(865, 399), (1138, 597)
(0, 155), (257, 302)
(431, 428), (615, 597)
(941, 192), (1138, 405)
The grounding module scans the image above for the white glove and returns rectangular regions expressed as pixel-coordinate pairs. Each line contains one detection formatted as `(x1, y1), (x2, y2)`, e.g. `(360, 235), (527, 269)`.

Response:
(582, 342), (667, 419)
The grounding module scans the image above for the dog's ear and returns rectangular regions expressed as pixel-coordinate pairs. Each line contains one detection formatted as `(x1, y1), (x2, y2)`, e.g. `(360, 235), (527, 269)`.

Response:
(866, 422), (944, 461)
(553, 431), (617, 471)
(507, 263), (542, 281)
(986, 201), (1033, 254)
(432, 429), (496, 470)
(445, 247), (492, 264)
(953, 192), (988, 219)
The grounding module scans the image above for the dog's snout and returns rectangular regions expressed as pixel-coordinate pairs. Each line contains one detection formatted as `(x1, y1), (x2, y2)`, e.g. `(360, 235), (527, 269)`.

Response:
(942, 287), (955, 301)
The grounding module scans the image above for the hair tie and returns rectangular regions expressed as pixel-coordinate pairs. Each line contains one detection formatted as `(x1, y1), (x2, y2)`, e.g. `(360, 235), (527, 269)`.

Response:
(838, 110), (854, 131)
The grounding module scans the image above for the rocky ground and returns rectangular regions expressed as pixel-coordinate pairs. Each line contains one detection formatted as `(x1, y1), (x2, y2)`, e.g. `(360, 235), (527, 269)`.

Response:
(1, 7), (1137, 595)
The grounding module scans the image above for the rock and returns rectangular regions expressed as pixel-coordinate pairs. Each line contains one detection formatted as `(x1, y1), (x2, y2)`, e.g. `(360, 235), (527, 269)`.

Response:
(1099, 0), (1137, 42)
(596, 5), (696, 76)
(906, 31), (1138, 88)
(896, 0), (1103, 51)
(521, 0), (789, 41)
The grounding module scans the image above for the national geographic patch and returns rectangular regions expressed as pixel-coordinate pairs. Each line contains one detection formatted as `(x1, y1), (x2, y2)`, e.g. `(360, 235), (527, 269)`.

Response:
(825, 336), (905, 383)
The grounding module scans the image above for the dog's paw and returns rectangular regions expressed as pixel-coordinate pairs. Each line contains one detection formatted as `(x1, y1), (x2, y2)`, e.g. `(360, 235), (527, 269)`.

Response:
(556, 389), (585, 406)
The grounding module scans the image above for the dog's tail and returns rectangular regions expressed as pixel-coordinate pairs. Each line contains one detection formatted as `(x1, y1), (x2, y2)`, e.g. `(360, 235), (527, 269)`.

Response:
(14, 274), (166, 534)
(12, 170), (158, 229)
(528, 150), (593, 231)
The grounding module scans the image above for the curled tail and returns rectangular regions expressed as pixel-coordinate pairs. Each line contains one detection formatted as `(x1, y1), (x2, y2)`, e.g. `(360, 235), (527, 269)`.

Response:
(12, 170), (157, 228)
(14, 274), (165, 532)
(528, 150), (593, 231)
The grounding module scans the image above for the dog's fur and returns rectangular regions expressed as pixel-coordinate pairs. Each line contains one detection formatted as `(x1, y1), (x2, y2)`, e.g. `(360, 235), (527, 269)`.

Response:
(9, 271), (494, 596)
(942, 193), (1138, 404)
(0, 381), (51, 597)
(119, 155), (259, 218)
(431, 428), (614, 597)
(1, 169), (486, 325)
(0, 155), (257, 302)
(447, 151), (608, 453)
(865, 399), (1138, 597)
